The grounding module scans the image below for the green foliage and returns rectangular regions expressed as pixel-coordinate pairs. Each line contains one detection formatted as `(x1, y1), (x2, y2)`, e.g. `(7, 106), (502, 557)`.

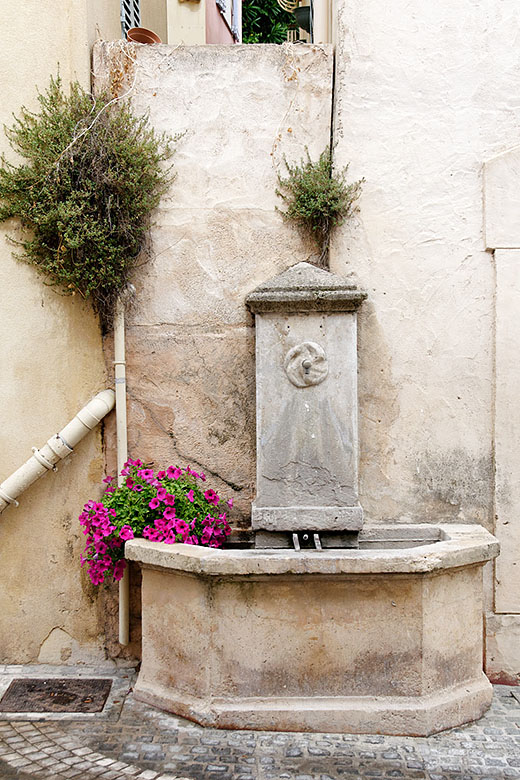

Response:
(242, 0), (294, 43)
(0, 76), (174, 332)
(277, 147), (364, 266)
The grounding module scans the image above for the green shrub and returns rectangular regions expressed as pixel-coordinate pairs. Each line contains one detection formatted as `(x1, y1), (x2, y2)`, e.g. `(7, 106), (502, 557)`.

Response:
(242, 0), (294, 43)
(277, 147), (364, 266)
(0, 76), (174, 331)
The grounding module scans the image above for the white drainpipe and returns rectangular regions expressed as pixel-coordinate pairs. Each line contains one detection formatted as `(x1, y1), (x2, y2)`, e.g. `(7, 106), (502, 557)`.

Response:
(0, 389), (115, 514)
(114, 297), (130, 646)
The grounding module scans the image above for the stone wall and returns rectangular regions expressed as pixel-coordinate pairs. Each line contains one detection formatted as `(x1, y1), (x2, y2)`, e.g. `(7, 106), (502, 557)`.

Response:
(95, 42), (334, 533)
(94, 7), (520, 678)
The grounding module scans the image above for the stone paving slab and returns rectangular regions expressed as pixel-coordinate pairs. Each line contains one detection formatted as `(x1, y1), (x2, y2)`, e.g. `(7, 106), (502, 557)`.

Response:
(0, 668), (519, 779)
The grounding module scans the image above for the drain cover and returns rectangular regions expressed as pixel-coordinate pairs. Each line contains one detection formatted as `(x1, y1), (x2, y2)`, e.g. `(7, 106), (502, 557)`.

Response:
(0, 678), (112, 713)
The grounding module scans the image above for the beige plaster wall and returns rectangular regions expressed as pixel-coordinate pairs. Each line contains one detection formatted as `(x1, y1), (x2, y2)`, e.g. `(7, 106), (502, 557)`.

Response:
(141, 0), (168, 45)
(0, 0), (113, 663)
(167, 0), (206, 44)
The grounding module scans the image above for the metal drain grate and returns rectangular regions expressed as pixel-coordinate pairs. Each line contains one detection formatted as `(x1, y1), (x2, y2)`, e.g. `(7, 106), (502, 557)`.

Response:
(0, 678), (112, 713)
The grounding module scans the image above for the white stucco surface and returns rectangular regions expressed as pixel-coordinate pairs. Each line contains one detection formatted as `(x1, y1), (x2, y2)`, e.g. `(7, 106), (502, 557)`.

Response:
(332, 0), (520, 528)
(332, 0), (520, 677)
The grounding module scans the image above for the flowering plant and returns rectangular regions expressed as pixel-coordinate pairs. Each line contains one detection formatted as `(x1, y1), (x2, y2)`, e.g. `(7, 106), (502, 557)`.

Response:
(79, 458), (232, 585)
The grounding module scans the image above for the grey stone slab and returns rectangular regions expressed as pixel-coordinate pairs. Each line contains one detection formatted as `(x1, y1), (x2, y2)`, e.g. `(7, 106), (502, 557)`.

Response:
(253, 310), (361, 519)
(251, 504), (363, 531)
(246, 262), (367, 313)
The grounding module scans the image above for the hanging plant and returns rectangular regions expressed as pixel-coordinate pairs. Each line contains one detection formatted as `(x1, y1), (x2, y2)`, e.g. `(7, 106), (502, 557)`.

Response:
(277, 146), (364, 267)
(0, 76), (175, 332)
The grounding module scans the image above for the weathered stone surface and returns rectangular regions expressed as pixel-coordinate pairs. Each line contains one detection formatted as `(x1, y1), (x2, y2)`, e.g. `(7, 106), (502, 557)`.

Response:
(93, 43), (334, 530)
(246, 262), (367, 313)
(252, 305), (361, 528)
(127, 524), (497, 735)
(125, 524), (498, 576)
(493, 249), (520, 613)
(486, 613), (520, 684)
(332, 0), (500, 529)
(251, 505), (363, 532)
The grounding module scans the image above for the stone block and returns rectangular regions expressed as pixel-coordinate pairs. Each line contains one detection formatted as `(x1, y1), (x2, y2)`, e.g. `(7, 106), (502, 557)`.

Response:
(494, 249), (520, 612)
(484, 147), (520, 249)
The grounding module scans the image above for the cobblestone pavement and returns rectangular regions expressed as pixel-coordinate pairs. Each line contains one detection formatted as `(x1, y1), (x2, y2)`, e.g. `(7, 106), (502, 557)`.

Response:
(0, 668), (519, 780)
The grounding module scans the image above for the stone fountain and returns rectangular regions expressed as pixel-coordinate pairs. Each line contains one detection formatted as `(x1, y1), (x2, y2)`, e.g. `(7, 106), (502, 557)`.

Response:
(126, 262), (499, 736)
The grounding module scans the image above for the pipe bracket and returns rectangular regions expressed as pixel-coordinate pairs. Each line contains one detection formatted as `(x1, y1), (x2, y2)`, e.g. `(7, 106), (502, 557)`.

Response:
(47, 434), (73, 458)
(0, 488), (19, 507)
(32, 448), (57, 472)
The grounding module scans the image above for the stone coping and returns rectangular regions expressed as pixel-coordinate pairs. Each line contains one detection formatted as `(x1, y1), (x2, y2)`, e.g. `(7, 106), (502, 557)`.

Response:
(245, 262), (367, 313)
(125, 523), (499, 577)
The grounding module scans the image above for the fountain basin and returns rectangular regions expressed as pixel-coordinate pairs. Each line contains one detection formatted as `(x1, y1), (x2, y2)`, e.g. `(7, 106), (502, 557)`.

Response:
(125, 524), (499, 736)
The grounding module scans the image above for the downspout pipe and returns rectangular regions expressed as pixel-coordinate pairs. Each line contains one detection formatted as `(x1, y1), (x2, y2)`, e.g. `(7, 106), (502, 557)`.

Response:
(0, 389), (115, 514)
(114, 296), (130, 646)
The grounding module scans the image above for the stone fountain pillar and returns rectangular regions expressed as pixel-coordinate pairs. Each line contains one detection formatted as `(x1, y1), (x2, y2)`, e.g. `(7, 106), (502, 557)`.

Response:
(245, 262), (367, 547)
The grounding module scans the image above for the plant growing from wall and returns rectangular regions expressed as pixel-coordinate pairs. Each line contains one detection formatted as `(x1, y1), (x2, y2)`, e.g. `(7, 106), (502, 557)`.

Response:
(277, 147), (364, 267)
(0, 76), (174, 332)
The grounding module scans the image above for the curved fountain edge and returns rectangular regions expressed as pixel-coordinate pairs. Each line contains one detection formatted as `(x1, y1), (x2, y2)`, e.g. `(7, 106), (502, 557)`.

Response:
(125, 523), (499, 576)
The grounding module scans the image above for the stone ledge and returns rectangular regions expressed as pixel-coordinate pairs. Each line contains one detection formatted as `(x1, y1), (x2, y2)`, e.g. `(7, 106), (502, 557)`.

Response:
(245, 262), (367, 313)
(125, 524), (499, 577)
(133, 673), (493, 737)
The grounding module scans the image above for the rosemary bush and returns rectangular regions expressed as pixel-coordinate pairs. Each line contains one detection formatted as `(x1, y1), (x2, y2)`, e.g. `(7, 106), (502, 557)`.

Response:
(0, 77), (174, 331)
(277, 147), (363, 266)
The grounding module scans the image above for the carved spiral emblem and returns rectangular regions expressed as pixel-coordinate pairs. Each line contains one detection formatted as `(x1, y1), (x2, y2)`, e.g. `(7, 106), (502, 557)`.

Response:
(284, 341), (328, 388)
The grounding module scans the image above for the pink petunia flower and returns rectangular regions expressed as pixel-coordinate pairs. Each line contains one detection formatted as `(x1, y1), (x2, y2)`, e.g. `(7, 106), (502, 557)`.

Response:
(113, 560), (127, 581)
(204, 489), (220, 506)
(186, 489), (194, 503)
(119, 525), (134, 541)
(149, 498), (160, 509)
